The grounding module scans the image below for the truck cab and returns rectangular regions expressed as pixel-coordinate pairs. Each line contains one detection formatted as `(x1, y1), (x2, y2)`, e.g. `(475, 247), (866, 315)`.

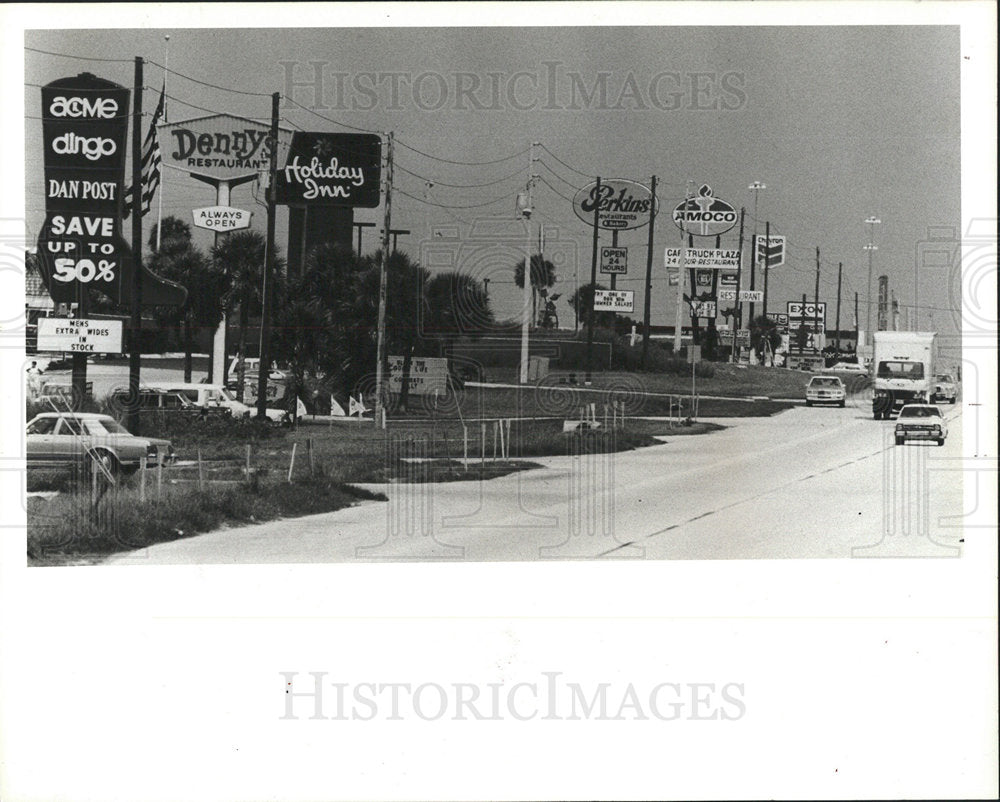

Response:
(872, 331), (937, 419)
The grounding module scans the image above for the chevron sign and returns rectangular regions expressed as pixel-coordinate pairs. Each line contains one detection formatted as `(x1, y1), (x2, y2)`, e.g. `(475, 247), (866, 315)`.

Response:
(755, 235), (786, 268)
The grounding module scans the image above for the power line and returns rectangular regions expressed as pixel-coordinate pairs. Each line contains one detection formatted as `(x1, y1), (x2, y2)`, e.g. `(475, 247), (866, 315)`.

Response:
(395, 161), (524, 189)
(397, 139), (529, 167)
(25, 45), (132, 63)
(396, 186), (519, 210)
(280, 94), (380, 135)
(145, 59), (272, 97)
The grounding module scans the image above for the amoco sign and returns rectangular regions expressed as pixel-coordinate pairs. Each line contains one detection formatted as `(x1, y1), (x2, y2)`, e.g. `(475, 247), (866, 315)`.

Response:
(572, 179), (657, 230)
(672, 184), (738, 237)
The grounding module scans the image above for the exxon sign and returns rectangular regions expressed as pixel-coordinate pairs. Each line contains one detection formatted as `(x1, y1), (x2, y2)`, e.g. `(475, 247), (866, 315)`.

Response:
(672, 184), (738, 237)
(573, 179), (657, 231)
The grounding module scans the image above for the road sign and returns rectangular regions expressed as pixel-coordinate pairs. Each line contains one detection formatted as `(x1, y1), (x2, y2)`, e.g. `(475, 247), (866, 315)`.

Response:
(664, 247), (740, 269)
(787, 301), (827, 321)
(667, 270), (679, 286)
(192, 206), (252, 231)
(37, 317), (123, 354)
(755, 235), (786, 268)
(594, 289), (634, 313)
(687, 344), (701, 364)
(695, 270), (713, 288)
(739, 290), (763, 302)
(719, 271), (738, 287)
(672, 185), (738, 237)
(690, 299), (716, 318)
(766, 312), (789, 326)
(600, 246), (628, 274)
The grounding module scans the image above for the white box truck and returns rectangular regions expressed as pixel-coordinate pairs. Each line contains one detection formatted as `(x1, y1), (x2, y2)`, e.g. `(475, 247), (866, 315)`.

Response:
(871, 331), (937, 419)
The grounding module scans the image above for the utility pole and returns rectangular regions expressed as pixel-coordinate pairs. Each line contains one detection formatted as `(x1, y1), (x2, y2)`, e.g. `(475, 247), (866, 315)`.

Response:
(640, 174), (657, 368)
(762, 220), (770, 318)
(835, 261), (843, 351)
(584, 176), (601, 384)
(732, 206), (745, 364)
(747, 181), (765, 328)
(518, 143), (537, 384)
(374, 131), (394, 427)
(854, 292), (859, 353)
(127, 56), (143, 433)
(863, 215), (880, 347)
(256, 92), (280, 420)
(672, 182), (693, 354)
(814, 247), (821, 352)
(800, 292), (808, 356)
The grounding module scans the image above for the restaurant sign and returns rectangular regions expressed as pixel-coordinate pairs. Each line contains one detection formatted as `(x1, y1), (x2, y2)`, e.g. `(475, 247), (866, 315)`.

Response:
(159, 113), (293, 180)
(573, 179), (657, 230)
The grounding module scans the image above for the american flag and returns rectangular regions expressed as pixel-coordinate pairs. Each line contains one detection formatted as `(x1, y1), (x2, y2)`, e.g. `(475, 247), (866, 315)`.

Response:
(123, 84), (165, 219)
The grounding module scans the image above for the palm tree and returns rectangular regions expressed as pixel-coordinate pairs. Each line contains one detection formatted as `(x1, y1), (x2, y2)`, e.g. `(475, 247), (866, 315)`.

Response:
(212, 230), (276, 402)
(513, 254), (557, 327)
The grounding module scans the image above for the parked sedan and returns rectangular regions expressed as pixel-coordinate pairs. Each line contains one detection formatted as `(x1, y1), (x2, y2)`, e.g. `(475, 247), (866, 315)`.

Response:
(805, 375), (846, 407)
(931, 374), (958, 404)
(825, 361), (867, 374)
(894, 404), (948, 446)
(26, 412), (174, 475)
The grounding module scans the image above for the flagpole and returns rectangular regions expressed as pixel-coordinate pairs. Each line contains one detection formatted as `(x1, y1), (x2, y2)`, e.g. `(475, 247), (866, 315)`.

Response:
(155, 34), (169, 252)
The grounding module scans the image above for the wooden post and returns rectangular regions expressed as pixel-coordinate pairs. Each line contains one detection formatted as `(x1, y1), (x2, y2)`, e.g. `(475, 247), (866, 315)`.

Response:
(492, 420), (498, 462)
(307, 438), (315, 477)
(480, 422), (486, 469)
(287, 442), (297, 483)
(463, 424), (469, 470)
(197, 447), (204, 491)
(139, 455), (146, 502)
(156, 451), (163, 501)
(246, 443), (252, 485)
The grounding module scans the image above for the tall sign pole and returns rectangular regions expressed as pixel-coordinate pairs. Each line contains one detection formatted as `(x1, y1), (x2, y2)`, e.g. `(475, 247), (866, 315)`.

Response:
(762, 220), (770, 318)
(255, 92), (280, 420)
(672, 182), (693, 353)
(747, 181), (765, 327)
(835, 261), (843, 351)
(814, 247), (821, 350)
(374, 131), (394, 427)
(854, 292), (859, 352)
(864, 215), (880, 345)
(640, 174), (656, 368)
(584, 176), (601, 384)
(127, 57), (144, 434)
(732, 207), (745, 364)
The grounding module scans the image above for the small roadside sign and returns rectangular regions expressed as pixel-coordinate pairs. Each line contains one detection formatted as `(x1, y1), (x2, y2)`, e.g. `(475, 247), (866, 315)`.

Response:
(594, 289), (634, 313)
(718, 289), (737, 302)
(687, 344), (701, 364)
(600, 246), (628, 274)
(690, 299), (716, 318)
(739, 290), (763, 303)
(192, 206), (252, 232)
(37, 317), (123, 354)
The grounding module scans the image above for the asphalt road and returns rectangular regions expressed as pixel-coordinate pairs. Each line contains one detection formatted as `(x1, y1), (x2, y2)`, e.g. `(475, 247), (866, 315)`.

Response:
(107, 402), (965, 564)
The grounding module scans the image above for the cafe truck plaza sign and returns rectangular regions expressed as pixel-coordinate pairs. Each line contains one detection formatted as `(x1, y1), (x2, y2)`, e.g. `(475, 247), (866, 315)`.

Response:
(192, 206), (252, 231)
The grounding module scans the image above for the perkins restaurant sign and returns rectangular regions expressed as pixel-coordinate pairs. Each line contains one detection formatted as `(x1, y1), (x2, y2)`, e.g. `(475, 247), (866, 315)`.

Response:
(572, 179), (657, 230)
(276, 132), (382, 207)
(159, 113), (292, 180)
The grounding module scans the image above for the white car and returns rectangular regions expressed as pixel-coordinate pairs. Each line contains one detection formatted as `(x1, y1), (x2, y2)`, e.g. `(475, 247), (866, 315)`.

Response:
(894, 404), (948, 446)
(825, 361), (867, 374)
(931, 374), (958, 404)
(805, 375), (846, 407)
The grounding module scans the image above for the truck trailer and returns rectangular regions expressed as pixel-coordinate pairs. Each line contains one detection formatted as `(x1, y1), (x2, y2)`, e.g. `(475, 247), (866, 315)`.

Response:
(871, 331), (937, 419)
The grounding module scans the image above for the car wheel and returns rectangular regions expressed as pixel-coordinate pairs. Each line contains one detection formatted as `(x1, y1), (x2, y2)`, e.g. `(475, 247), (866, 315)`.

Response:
(949, 397), (956, 405)
(937, 438), (945, 446)
(838, 400), (845, 408)
(93, 449), (119, 477)
(895, 436), (904, 446)
(806, 400), (813, 407)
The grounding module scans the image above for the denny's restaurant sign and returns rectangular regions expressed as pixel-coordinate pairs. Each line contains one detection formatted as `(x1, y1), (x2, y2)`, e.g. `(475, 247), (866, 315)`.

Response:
(573, 179), (657, 230)
(276, 132), (382, 207)
(159, 113), (292, 180)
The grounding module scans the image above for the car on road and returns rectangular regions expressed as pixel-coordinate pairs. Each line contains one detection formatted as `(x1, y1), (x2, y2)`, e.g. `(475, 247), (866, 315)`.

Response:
(109, 388), (201, 414)
(894, 404), (948, 446)
(26, 412), (174, 475)
(825, 361), (867, 374)
(931, 373), (958, 404)
(146, 382), (293, 425)
(805, 375), (846, 407)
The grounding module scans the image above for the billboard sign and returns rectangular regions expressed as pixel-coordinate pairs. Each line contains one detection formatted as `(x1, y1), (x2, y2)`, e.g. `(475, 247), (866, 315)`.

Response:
(37, 317), (123, 354)
(664, 247), (739, 269)
(600, 246), (628, 274)
(573, 179), (657, 231)
(35, 75), (186, 308)
(672, 184), (738, 237)
(159, 113), (293, 180)
(388, 356), (449, 395)
(593, 289), (635, 313)
(276, 132), (382, 207)
(787, 301), (827, 321)
(192, 206), (252, 231)
(754, 235), (786, 268)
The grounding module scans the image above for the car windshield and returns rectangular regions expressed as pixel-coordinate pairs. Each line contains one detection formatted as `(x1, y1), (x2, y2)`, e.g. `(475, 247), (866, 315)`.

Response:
(877, 361), (924, 379)
(899, 407), (940, 418)
(810, 378), (840, 387)
(935, 374), (953, 382)
(215, 387), (237, 402)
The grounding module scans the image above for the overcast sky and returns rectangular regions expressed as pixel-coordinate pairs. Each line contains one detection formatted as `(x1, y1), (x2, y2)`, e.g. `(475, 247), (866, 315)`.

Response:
(22, 21), (964, 336)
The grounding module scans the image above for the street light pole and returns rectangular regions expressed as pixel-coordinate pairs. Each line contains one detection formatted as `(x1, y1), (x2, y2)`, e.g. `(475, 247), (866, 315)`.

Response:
(864, 215), (881, 347)
(748, 181), (765, 329)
